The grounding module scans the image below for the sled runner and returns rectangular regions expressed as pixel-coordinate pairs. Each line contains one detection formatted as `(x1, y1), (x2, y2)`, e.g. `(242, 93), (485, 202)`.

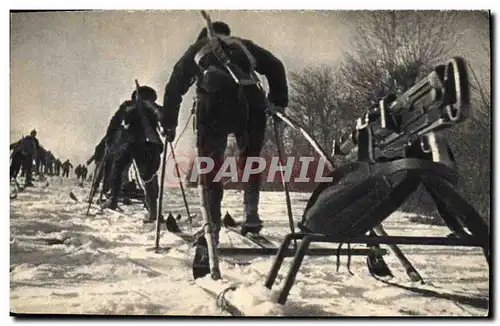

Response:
(164, 213), (382, 261)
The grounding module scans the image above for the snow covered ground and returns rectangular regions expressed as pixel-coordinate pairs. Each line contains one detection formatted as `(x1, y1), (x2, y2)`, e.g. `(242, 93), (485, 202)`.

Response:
(10, 176), (489, 316)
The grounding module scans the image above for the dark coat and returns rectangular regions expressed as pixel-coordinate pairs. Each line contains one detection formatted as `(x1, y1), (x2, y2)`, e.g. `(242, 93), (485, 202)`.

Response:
(105, 99), (162, 149)
(10, 135), (40, 158)
(162, 35), (289, 129)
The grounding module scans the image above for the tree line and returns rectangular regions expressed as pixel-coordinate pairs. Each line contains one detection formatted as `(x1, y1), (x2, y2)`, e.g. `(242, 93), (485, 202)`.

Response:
(259, 11), (491, 219)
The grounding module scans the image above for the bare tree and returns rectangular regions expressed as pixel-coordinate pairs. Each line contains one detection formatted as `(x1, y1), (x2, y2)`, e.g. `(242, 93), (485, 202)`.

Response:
(340, 10), (491, 218)
(279, 65), (356, 157)
(341, 11), (461, 107)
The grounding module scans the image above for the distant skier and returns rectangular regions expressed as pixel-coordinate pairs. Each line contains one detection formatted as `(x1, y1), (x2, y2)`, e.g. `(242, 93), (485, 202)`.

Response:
(35, 145), (47, 177)
(161, 21), (289, 245)
(45, 151), (55, 175)
(61, 160), (73, 178)
(101, 85), (164, 223)
(81, 164), (88, 181)
(10, 129), (40, 187)
(54, 159), (62, 176)
(75, 164), (82, 181)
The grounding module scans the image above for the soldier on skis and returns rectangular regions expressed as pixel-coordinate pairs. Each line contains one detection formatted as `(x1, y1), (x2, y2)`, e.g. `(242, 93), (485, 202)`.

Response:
(10, 129), (40, 187)
(45, 151), (55, 175)
(54, 158), (62, 176)
(87, 135), (113, 199)
(100, 85), (164, 223)
(75, 164), (82, 180)
(161, 21), (289, 246)
(35, 145), (47, 177)
(61, 159), (73, 178)
(81, 164), (88, 181)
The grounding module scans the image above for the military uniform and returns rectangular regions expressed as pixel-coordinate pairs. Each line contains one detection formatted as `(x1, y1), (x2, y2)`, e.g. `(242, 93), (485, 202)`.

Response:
(162, 22), (289, 243)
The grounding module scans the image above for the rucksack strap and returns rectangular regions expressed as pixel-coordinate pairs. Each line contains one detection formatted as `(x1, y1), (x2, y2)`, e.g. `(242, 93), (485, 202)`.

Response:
(194, 35), (259, 86)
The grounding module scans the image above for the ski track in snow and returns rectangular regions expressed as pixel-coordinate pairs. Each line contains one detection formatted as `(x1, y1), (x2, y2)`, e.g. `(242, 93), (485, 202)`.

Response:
(10, 177), (489, 316)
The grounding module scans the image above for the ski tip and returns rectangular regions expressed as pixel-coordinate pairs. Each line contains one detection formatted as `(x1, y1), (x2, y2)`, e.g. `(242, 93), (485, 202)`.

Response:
(408, 271), (424, 284)
(122, 197), (132, 205)
(165, 214), (182, 233)
(69, 192), (78, 202)
(366, 256), (394, 278)
(145, 246), (170, 254)
(222, 211), (236, 227)
(192, 235), (210, 280)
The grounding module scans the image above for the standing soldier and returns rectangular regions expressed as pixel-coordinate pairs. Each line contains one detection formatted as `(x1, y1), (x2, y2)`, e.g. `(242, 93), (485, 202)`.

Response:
(61, 159), (73, 178)
(75, 164), (82, 181)
(162, 17), (288, 278)
(161, 21), (289, 251)
(45, 151), (55, 175)
(10, 129), (40, 187)
(54, 158), (62, 176)
(81, 164), (88, 181)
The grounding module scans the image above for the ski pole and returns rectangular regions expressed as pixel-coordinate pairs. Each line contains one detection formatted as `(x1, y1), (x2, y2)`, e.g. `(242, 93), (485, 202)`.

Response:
(86, 158), (105, 215)
(132, 159), (148, 208)
(169, 141), (193, 234)
(154, 136), (168, 251)
(87, 143), (110, 215)
(196, 149), (222, 280)
(272, 117), (297, 248)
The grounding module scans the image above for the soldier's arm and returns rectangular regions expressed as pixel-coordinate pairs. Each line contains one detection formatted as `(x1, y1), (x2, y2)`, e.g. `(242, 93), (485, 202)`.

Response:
(10, 141), (19, 150)
(243, 40), (289, 108)
(86, 154), (95, 165)
(162, 44), (201, 129)
(143, 100), (164, 123)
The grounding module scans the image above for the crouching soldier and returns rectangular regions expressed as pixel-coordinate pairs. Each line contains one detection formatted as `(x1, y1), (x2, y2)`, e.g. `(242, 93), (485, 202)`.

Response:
(101, 85), (164, 223)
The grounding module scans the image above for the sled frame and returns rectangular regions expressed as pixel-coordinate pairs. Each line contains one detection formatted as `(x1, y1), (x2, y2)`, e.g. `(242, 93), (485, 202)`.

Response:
(264, 162), (490, 305)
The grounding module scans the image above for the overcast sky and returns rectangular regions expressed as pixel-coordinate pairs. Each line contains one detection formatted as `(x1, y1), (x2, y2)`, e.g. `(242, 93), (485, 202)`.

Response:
(10, 10), (490, 165)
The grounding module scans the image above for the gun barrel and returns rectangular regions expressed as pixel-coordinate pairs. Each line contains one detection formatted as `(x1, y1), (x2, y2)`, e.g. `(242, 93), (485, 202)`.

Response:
(332, 57), (470, 162)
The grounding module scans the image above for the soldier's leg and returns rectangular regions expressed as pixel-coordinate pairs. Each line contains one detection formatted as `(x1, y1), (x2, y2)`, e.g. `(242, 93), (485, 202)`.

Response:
(101, 155), (115, 195)
(133, 143), (161, 222)
(10, 153), (23, 180)
(235, 86), (267, 233)
(105, 145), (133, 210)
(196, 126), (228, 245)
(23, 155), (34, 186)
(195, 92), (231, 246)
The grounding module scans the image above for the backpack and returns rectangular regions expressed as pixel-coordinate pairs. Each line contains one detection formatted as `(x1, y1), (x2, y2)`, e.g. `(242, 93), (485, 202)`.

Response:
(195, 35), (259, 92)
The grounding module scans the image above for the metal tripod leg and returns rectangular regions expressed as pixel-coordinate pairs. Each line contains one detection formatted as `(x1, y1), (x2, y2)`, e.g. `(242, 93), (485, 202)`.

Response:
(276, 235), (313, 305)
(265, 233), (296, 289)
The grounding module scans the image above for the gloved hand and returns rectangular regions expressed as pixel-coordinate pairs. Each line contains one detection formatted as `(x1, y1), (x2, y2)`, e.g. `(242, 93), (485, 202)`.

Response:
(273, 105), (285, 115)
(164, 127), (176, 143)
(267, 103), (285, 116)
